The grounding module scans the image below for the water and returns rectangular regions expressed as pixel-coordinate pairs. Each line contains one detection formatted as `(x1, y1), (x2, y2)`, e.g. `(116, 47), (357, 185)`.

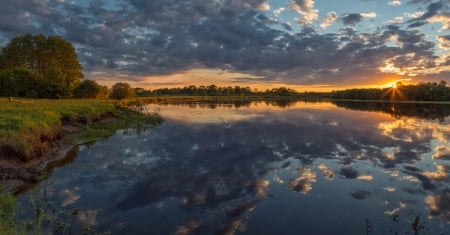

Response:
(16, 101), (450, 235)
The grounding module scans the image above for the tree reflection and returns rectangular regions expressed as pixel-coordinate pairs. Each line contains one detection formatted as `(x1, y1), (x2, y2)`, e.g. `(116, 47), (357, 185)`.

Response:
(143, 98), (319, 109)
(332, 101), (450, 122)
(18, 101), (450, 234)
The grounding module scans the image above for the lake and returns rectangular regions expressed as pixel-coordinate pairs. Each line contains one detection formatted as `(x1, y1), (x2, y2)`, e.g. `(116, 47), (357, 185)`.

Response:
(16, 100), (450, 235)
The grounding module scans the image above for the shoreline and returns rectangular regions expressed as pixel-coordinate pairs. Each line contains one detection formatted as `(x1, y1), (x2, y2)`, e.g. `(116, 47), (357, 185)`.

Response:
(0, 101), (163, 193)
(0, 112), (115, 193)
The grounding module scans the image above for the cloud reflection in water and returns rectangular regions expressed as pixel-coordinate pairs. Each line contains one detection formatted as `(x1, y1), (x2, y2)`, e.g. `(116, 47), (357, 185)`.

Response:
(23, 101), (450, 234)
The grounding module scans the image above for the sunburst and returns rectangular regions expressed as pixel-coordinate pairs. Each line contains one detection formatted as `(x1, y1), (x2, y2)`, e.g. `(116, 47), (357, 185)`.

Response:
(382, 82), (407, 101)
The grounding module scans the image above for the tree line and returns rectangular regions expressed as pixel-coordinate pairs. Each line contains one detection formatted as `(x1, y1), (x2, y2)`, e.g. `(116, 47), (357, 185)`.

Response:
(330, 81), (450, 101)
(135, 85), (327, 98)
(0, 34), (134, 99)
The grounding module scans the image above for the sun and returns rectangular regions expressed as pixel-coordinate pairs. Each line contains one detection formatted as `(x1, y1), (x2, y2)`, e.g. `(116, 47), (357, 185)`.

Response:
(382, 81), (398, 89)
(382, 78), (412, 89)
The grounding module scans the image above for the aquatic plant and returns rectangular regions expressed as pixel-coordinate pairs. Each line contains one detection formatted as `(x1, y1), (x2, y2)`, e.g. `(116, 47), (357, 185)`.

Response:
(0, 186), (100, 235)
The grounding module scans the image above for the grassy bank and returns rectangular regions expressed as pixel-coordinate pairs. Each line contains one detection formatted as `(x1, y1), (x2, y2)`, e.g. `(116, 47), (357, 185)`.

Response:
(0, 98), (162, 162)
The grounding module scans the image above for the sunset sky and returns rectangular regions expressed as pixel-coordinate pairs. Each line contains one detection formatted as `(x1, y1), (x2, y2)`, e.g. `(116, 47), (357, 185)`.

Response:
(1, 0), (449, 91)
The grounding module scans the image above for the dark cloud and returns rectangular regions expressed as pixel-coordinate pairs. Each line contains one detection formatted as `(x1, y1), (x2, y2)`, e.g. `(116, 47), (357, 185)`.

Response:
(408, 21), (428, 28)
(408, 0), (434, 3)
(418, 1), (445, 20)
(339, 167), (359, 178)
(407, 0), (448, 28)
(342, 13), (364, 25)
(281, 22), (293, 31)
(0, 0), (447, 86)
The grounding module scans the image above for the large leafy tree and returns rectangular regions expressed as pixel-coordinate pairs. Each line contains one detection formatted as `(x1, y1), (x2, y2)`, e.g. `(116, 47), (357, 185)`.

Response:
(0, 34), (83, 98)
(110, 82), (135, 99)
(0, 68), (39, 97)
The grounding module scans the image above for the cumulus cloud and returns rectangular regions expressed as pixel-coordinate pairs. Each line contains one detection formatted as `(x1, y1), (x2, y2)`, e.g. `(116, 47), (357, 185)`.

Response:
(0, 0), (448, 86)
(289, 0), (319, 25)
(320, 12), (338, 28)
(388, 0), (402, 6)
(258, 2), (271, 11)
(273, 7), (285, 16)
(405, 11), (425, 19)
(388, 16), (404, 24)
(428, 14), (450, 29)
(407, 1), (448, 28)
(361, 12), (377, 18)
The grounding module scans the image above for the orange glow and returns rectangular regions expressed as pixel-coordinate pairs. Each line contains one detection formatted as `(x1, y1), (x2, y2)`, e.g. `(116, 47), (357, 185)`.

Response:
(381, 78), (413, 89)
(144, 101), (336, 124)
(92, 68), (425, 92)
(94, 69), (345, 92)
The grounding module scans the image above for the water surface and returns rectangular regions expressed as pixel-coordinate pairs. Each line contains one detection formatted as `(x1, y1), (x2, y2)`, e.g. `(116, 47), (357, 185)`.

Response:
(18, 101), (450, 235)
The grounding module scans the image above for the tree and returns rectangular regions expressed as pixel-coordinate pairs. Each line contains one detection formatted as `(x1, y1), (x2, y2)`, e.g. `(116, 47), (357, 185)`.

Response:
(73, 79), (109, 99)
(110, 82), (135, 99)
(0, 34), (83, 97)
(0, 68), (39, 97)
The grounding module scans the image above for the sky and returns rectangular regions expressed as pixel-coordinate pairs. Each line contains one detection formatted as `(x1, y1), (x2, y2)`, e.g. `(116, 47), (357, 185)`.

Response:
(0, 0), (449, 91)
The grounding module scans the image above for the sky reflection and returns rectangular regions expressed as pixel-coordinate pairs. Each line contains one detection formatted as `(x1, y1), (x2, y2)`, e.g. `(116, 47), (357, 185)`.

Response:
(17, 101), (450, 235)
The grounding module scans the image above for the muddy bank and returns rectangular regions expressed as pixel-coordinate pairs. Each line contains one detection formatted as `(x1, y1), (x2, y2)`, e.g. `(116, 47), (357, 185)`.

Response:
(0, 144), (78, 193)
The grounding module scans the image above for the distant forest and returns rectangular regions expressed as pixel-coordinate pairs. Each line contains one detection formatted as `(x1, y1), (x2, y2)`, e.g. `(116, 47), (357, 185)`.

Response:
(136, 85), (327, 98)
(330, 81), (450, 102)
(136, 82), (450, 102)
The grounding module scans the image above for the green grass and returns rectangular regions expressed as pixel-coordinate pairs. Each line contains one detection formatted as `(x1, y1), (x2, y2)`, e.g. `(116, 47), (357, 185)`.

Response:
(0, 98), (162, 161)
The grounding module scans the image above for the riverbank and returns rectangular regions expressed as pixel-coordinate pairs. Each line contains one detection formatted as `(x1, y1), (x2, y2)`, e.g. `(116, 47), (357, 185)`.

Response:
(0, 98), (163, 192)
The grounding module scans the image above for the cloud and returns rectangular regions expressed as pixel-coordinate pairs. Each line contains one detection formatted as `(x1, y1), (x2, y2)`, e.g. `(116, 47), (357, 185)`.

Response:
(428, 13), (450, 29)
(258, 2), (271, 11)
(361, 12), (377, 18)
(289, 0), (319, 25)
(408, 0), (450, 29)
(388, 0), (402, 6)
(342, 13), (364, 25)
(320, 12), (338, 28)
(281, 22), (293, 31)
(0, 0), (448, 87)
(341, 12), (376, 26)
(387, 16), (404, 24)
(405, 11), (425, 19)
(273, 7), (285, 16)
(408, 0), (433, 3)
